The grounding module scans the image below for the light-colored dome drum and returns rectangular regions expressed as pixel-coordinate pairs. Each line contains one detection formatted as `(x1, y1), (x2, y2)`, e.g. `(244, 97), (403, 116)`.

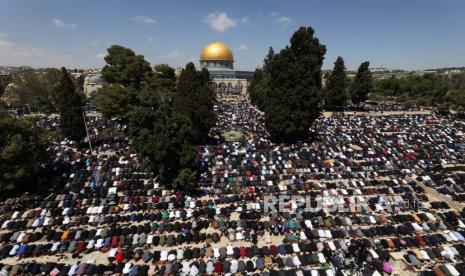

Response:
(200, 41), (234, 61)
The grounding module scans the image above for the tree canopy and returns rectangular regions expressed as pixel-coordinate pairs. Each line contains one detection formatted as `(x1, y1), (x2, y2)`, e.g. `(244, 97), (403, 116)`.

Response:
(370, 72), (465, 111)
(97, 84), (137, 121)
(129, 103), (198, 185)
(96, 45), (216, 190)
(54, 67), (86, 142)
(0, 105), (50, 195)
(102, 45), (152, 89)
(325, 56), (348, 110)
(174, 62), (216, 144)
(3, 68), (63, 112)
(250, 26), (326, 143)
(351, 61), (373, 104)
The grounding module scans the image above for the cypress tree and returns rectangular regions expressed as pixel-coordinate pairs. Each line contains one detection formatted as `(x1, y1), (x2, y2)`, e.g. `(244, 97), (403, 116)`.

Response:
(249, 68), (266, 109)
(129, 103), (197, 186)
(265, 26), (326, 143)
(264, 47), (275, 69)
(174, 62), (216, 144)
(249, 47), (275, 110)
(325, 56), (348, 110)
(54, 67), (86, 142)
(351, 61), (373, 104)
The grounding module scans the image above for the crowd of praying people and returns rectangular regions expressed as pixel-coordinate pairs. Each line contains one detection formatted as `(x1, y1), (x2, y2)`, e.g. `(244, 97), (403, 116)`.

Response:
(1, 98), (465, 276)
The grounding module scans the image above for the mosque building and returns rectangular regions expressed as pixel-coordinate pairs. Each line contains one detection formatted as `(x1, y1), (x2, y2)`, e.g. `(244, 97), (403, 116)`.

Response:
(199, 41), (253, 95)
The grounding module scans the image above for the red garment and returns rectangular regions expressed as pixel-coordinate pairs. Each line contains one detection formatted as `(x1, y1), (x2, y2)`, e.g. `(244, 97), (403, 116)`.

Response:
(239, 246), (247, 257)
(111, 236), (119, 247)
(214, 261), (223, 273)
(416, 236), (425, 246)
(270, 245), (278, 255)
(76, 241), (85, 253)
(115, 249), (124, 263)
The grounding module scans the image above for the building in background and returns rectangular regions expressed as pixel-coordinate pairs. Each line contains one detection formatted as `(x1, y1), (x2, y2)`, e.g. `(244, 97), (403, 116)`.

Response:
(83, 74), (105, 96)
(199, 41), (253, 95)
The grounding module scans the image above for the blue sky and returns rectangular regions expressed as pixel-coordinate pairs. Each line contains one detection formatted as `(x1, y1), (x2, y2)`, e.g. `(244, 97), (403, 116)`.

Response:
(0, 0), (464, 70)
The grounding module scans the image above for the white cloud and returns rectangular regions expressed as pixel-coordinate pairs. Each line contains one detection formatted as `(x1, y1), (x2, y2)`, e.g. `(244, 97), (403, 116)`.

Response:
(270, 12), (279, 16)
(53, 18), (77, 28)
(96, 53), (106, 59)
(89, 40), (99, 47)
(148, 37), (155, 43)
(202, 12), (238, 32)
(162, 49), (185, 59)
(53, 19), (65, 28)
(133, 15), (156, 24)
(237, 44), (248, 51)
(0, 39), (80, 67)
(240, 17), (249, 24)
(0, 32), (8, 38)
(0, 40), (15, 48)
(277, 16), (291, 29)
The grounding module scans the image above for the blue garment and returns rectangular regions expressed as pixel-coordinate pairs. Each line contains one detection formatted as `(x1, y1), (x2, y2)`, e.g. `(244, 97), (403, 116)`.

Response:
(129, 265), (140, 276)
(277, 244), (287, 255)
(104, 236), (112, 247)
(17, 244), (27, 255)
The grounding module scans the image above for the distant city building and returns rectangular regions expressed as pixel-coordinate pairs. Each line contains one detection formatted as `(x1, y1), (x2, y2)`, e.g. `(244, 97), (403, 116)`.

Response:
(199, 41), (253, 95)
(445, 69), (461, 75)
(83, 74), (105, 96)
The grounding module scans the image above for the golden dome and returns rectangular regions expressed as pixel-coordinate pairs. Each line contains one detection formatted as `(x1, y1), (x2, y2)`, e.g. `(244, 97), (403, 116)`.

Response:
(200, 41), (234, 61)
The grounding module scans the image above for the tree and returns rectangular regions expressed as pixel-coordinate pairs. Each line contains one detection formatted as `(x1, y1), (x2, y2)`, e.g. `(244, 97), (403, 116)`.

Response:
(264, 26), (326, 143)
(102, 45), (152, 89)
(154, 64), (176, 80)
(351, 61), (373, 104)
(5, 68), (63, 112)
(249, 68), (267, 109)
(97, 84), (137, 120)
(97, 47), (202, 191)
(77, 74), (85, 93)
(445, 88), (465, 112)
(174, 62), (216, 144)
(249, 47), (276, 110)
(264, 47), (275, 69)
(54, 67), (86, 141)
(371, 73), (450, 106)
(172, 168), (197, 192)
(0, 105), (50, 195)
(97, 46), (157, 122)
(128, 103), (198, 185)
(325, 56), (348, 110)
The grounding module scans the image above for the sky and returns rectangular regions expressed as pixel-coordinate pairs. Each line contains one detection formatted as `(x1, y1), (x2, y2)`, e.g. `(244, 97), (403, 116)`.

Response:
(1, 0), (465, 71)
